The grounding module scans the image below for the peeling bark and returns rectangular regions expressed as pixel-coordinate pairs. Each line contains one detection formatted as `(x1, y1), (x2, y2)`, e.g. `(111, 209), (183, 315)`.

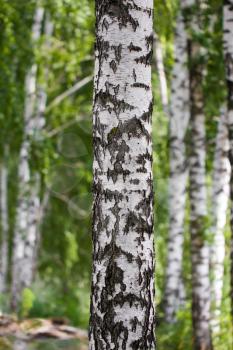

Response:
(210, 109), (230, 333)
(0, 146), (9, 294)
(163, 11), (190, 324)
(89, 1), (155, 349)
(11, 5), (45, 310)
(223, 0), (233, 323)
(182, 0), (213, 348)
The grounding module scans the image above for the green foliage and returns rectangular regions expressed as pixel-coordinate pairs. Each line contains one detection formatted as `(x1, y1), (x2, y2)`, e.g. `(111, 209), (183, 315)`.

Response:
(20, 288), (36, 318)
(157, 306), (193, 350)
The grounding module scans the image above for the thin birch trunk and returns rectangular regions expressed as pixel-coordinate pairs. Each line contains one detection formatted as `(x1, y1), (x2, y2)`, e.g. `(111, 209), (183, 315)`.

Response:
(223, 0), (233, 323)
(11, 5), (44, 311)
(210, 109), (230, 333)
(28, 15), (53, 280)
(154, 33), (168, 113)
(0, 146), (9, 294)
(89, 1), (155, 349)
(182, 0), (213, 348)
(163, 11), (190, 323)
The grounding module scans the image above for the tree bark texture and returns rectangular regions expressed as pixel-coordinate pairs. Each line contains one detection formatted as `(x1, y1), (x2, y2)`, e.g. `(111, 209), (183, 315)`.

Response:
(210, 109), (230, 333)
(163, 11), (190, 323)
(0, 146), (9, 294)
(223, 0), (233, 323)
(11, 6), (44, 310)
(89, 1), (155, 349)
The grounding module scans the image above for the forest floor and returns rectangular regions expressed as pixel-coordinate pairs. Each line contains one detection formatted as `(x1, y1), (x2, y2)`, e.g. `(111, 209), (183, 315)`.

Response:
(0, 315), (88, 350)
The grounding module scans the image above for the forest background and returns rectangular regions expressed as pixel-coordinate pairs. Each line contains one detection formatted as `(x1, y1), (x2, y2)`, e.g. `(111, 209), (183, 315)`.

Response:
(0, 0), (232, 349)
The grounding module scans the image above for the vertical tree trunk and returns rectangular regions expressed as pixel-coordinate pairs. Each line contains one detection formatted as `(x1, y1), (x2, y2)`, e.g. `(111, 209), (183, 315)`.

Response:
(188, 37), (213, 350)
(11, 5), (44, 311)
(89, 1), (155, 349)
(0, 146), (9, 294)
(189, 41), (212, 349)
(27, 14), (53, 282)
(210, 108), (230, 333)
(182, 0), (213, 348)
(223, 0), (233, 323)
(154, 33), (168, 113)
(163, 11), (190, 323)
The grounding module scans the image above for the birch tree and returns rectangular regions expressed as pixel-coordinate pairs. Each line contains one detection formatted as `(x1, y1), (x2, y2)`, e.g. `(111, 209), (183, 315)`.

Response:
(11, 5), (44, 310)
(0, 146), (9, 294)
(223, 0), (233, 322)
(154, 33), (168, 113)
(89, 1), (155, 349)
(163, 10), (190, 323)
(210, 108), (230, 333)
(182, 0), (213, 348)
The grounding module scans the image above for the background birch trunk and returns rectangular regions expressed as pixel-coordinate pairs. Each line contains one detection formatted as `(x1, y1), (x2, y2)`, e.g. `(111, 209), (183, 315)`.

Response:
(182, 0), (213, 348)
(154, 33), (168, 113)
(11, 5), (44, 311)
(163, 11), (190, 323)
(25, 14), (54, 284)
(89, 1), (155, 349)
(223, 0), (233, 323)
(189, 39), (212, 349)
(0, 146), (9, 294)
(210, 109), (230, 333)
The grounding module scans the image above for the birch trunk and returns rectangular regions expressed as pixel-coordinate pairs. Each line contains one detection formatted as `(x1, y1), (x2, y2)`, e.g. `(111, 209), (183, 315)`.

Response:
(154, 33), (168, 113)
(189, 41), (212, 349)
(0, 146), (9, 294)
(210, 109), (230, 333)
(223, 0), (233, 323)
(29, 15), (53, 277)
(11, 6), (44, 310)
(163, 11), (190, 323)
(89, 1), (155, 349)
(182, 0), (213, 348)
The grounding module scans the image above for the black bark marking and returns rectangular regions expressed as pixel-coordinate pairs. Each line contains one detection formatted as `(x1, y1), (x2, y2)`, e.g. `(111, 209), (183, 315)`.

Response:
(141, 101), (153, 122)
(135, 50), (153, 66)
(96, 90), (134, 116)
(110, 59), (118, 73)
(112, 44), (122, 63)
(133, 68), (137, 82)
(132, 82), (150, 90)
(96, 0), (139, 31)
(128, 42), (142, 52)
(145, 34), (154, 50)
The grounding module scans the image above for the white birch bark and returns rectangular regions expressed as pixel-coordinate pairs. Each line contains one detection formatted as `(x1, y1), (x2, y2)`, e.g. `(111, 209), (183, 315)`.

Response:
(223, 0), (233, 322)
(182, 0), (213, 348)
(210, 108), (230, 333)
(0, 146), (9, 294)
(154, 33), (168, 113)
(89, 1), (155, 349)
(11, 6), (44, 310)
(163, 11), (190, 323)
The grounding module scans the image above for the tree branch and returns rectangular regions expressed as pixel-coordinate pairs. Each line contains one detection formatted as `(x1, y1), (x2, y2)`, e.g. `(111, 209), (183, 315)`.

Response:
(46, 75), (93, 113)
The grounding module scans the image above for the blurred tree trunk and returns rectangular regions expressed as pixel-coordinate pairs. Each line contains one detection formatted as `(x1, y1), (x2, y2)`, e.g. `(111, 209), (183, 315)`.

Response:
(210, 108), (230, 333)
(223, 0), (233, 324)
(0, 145), (9, 293)
(11, 5), (44, 311)
(29, 15), (53, 280)
(154, 33), (168, 113)
(89, 1), (155, 349)
(189, 40), (212, 349)
(163, 11), (190, 323)
(183, 0), (213, 348)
